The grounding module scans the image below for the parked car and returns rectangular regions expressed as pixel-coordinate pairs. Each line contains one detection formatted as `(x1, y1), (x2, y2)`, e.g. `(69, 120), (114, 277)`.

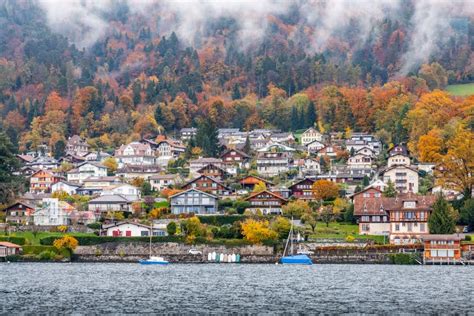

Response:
(463, 226), (469, 233)
(188, 249), (202, 255)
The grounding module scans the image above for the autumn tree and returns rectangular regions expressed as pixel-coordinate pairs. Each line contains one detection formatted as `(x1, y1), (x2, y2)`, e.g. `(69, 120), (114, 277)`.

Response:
(103, 157), (118, 175)
(241, 219), (277, 244)
(312, 180), (339, 201)
(167, 221), (177, 236)
(383, 179), (397, 197)
(436, 127), (474, 197)
(417, 129), (443, 162)
(53, 235), (79, 252)
(252, 182), (267, 193)
(319, 205), (335, 227)
(271, 216), (291, 240)
(282, 200), (311, 218)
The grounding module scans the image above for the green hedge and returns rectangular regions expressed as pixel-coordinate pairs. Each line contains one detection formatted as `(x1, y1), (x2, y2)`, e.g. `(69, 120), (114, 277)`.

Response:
(197, 215), (246, 226)
(40, 235), (184, 246)
(389, 253), (419, 265)
(0, 236), (26, 245)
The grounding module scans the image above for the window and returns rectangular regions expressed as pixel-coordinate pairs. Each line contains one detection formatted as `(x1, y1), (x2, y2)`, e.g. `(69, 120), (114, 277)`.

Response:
(141, 231), (149, 237)
(420, 223), (425, 232)
(395, 224), (400, 231)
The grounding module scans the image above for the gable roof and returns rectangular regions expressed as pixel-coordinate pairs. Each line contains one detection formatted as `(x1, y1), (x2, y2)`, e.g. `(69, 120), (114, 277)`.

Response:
(181, 175), (230, 190)
(102, 221), (153, 230)
(220, 148), (250, 159)
(244, 190), (288, 202)
(169, 188), (218, 199)
(3, 201), (35, 211)
(354, 193), (437, 216)
(89, 194), (131, 203)
(288, 178), (316, 190)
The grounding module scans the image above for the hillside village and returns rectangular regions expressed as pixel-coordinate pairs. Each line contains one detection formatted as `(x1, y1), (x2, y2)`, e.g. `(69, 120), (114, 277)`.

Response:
(1, 123), (472, 261)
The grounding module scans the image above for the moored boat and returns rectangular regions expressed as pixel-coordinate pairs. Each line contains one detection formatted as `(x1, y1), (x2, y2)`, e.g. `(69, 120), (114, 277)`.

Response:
(280, 217), (313, 265)
(139, 256), (169, 265)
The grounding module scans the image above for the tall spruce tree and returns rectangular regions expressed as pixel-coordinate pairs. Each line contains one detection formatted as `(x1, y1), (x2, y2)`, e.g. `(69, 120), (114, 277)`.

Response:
(243, 135), (251, 154)
(305, 101), (317, 128)
(0, 132), (25, 205)
(428, 195), (456, 234)
(383, 179), (397, 197)
(196, 117), (219, 157)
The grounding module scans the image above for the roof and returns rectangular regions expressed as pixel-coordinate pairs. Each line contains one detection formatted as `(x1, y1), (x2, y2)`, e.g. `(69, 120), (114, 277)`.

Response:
(421, 234), (465, 241)
(239, 175), (273, 185)
(189, 157), (222, 164)
(17, 154), (35, 162)
(83, 176), (121, 182)
(288, 178), (316, 189)
(349, 186), (383, 198)
(244, 190), (288, 202)
(117, 164), (161, 173)
(220, 148), (250, 159)
(354, 193), (437, 216)
(169, 188), (218, 199)
(182, 175), (230, 190)
(102, 221), (154, 230)
(3, 201), (35, 211)
(53, 180), (82, 187)
(89, 194), (131, 203)
(0, 241), (22, 248)
(149, 174), (180, 181)
(257, 142), (296, 152)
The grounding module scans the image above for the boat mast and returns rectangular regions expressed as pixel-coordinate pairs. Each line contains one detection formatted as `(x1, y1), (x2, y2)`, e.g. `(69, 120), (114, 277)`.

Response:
(149, 221), (153, 258)
(290, 216), (294, 256)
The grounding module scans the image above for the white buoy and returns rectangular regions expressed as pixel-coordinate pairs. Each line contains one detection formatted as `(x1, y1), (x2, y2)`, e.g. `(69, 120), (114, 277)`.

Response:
(211, 252), (216, 261)
(219, 253), (224, 262)
(208, 252), (212, 261)
(231, 254), (236, 262)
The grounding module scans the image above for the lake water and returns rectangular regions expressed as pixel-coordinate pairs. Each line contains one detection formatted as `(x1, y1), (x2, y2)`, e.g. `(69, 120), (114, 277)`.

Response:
(1, 263), (473, 314)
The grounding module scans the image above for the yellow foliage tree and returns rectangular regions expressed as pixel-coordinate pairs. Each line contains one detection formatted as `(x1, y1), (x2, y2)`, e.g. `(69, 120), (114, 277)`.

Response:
(436, 127), (474, 196)
(241, 219), (277, 244)
(252, 182), (267, 193)
(102, 157), (118, 174)
(53, 235), (78, 251)
(417, 129), (443, 162)
(282, 200), (312, 217)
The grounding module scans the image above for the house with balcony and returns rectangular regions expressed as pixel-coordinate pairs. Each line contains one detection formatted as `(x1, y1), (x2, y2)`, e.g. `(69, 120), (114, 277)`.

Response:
(306, 140), (325, 154)
(149, 174), (182, 191)
(102, 221), (167, 237)
(88, 194), (134, 214)
(256, 143), (295, 177)
(180, 128), (198, 141)
(114, 142), (155, 168)
(382, 165), (419, 193)
(289, 178), (315, 200)
(239, 175), (273, 192)
(67, 162), (108, 184)
(4, 201), (35, 225)
(196, 163), (230, 180)
(181, 175), (231, 196)
(100, 184), (141, 201)
(51, 180), (82, 195)
(422, 234), (464, 264)
(347, 153), (374, 170)
(66, 135), (90, 156)
(220, 148), (250, 170)
(300, 127), (324, 146)
(387, 153), (411, 168)
(116, 164), (161, 180)
(170, 189), (218, 215)
(244, 190), (288, 215)
(353, 187), (389, 236)
(29, 170), (62, 194)
(189, 157), (224, 177)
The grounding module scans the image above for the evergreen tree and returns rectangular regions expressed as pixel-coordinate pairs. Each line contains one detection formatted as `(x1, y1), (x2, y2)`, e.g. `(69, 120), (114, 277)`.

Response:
(53, 139), (66, 160)
(383, 179), (397, 197)
(243, 135), (251, 154)
(428, 195), (456, 234)
(196, 117), (219, 157)
(185, 136), (196, 159)
(154, 104), (163, 129)
(231, 83), (241, 100)
(460, 199), (474, 231)
(0, 132), (25, 204)
(290, 106), (299, 131)
(362, 175), (370, 187)
(305, 101), (317, 128)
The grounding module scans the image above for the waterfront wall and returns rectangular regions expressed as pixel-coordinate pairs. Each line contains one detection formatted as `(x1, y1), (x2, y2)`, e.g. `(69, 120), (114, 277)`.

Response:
(74, 242), (420, 264)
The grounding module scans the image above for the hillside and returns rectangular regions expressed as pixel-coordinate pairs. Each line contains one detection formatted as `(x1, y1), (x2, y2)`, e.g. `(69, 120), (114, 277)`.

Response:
(0, 0), (473, 154)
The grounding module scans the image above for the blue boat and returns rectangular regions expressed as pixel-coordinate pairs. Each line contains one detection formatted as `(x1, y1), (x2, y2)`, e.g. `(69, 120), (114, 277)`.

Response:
(280, 254), (312, 265)
(280, 217), (313, 265)
(138, 223), (170, 265)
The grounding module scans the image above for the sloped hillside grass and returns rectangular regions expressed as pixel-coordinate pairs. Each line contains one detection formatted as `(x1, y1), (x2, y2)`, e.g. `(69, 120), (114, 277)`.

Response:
(446, 83), (474, 96)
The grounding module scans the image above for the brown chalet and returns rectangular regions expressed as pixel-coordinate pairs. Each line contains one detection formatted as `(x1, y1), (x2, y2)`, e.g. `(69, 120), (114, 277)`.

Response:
(244, 190), (288, 215)
(4, 201), (35, 225)
(239, 175), (273, 191)
(289, 178), (316, 200)
(220, 148), (250, 168)
(181, 175), (231, 196)
(197, 163), (229, 180)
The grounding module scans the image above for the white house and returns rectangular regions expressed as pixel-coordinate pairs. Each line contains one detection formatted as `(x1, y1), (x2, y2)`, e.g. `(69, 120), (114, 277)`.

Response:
(301, 127), (324, 146)
(347, 153), (374, 170)
(67, 162), (108, 183)
(170, 189), (218, 215)
(33, 198), (75, 226)
(114, 142), (155, 168)
(51, 180), (82, 195)
(88, 195), (133, 213)
(102, 221), (167, 237)
(149, 174), (182, 191)
(387, 154), (411, 168)
(101, 184), (141, 201)
(383, 165), (419, 193)
(306, 140), (325, 153)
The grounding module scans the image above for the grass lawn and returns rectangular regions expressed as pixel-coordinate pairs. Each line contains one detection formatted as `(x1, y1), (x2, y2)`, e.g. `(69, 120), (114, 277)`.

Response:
(309, 222), (387, 244)
(445, 83), (474, 96)
(293, 128), (307, 144)
(5, 231), (95, 245)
